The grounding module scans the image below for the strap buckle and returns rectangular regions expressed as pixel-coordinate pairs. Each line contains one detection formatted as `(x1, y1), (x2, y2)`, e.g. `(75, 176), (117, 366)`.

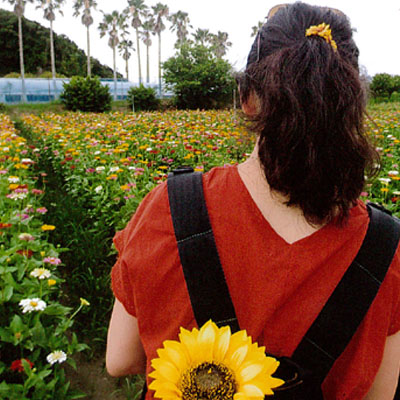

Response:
(169, 166), (195, 178)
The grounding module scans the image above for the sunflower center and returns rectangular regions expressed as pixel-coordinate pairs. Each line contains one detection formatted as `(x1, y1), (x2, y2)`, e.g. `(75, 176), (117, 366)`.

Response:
(180, 361), (236, 400)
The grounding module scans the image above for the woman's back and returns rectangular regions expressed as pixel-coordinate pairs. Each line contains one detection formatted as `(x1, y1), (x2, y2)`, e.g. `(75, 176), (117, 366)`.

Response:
(110, 164), (400, 399)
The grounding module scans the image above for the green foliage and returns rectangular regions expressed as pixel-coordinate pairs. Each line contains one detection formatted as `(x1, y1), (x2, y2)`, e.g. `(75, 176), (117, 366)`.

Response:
(127, 85), (160, 111)
(4, 72), (67, 78)
(60, 76), (112, 112)
(390, 92), (400, 103)
(0, 115), (88, 399)
(0, 9), (117, 78)
(163, 43), (235, 109)
(370, 73), (400, 100)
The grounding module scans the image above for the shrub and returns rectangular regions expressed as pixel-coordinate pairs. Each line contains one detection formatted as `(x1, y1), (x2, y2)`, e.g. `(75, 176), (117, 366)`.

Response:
(370, 73), (396, 99)
(127, 85), (160, 111)
(390, 91), (400, 103)
(163, 43), (235, 110)
(60, 76), (111, 112)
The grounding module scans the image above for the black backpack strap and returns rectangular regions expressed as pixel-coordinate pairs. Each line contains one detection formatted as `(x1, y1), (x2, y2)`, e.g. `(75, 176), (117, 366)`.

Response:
(167, 168), (240, 332)
(291, 202), (400, 383)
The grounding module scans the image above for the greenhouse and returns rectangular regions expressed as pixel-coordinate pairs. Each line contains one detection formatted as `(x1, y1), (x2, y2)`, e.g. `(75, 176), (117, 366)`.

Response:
(0, 78), (137, 104)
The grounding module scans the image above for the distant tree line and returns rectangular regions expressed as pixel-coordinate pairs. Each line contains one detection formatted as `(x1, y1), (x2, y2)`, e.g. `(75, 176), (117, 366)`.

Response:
(0, 8), (116, 78)
(369, 73), (400, 102)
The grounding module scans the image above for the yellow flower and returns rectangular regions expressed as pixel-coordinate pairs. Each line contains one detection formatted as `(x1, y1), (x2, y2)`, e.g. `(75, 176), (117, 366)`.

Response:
(48, 279), (57, 286)
(149, 320), (284, 400)
(305, 22), (337, 51)
(80, 298), (90, 306)
(41, 224), (56, 231)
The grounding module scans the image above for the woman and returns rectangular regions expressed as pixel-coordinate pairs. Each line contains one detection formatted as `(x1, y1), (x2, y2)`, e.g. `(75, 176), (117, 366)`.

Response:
(106, 2), (400, 399)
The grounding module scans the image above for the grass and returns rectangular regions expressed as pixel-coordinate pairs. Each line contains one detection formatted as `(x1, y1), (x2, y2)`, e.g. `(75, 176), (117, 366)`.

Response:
(1, 99), (132, 118)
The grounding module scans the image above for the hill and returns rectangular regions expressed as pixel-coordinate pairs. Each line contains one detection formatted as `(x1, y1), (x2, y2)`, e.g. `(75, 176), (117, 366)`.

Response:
(0, 8), (120, 78)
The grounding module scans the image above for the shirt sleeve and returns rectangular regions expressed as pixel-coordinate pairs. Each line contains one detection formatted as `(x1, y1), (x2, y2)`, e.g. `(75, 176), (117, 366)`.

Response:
(388, 245), (400, 335)
(111, 227), (137, 316)
(110, 181), (169, 317)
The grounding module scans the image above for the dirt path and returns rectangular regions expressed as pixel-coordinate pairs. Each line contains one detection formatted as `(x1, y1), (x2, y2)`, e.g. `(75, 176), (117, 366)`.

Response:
(65, 353), (142, 399)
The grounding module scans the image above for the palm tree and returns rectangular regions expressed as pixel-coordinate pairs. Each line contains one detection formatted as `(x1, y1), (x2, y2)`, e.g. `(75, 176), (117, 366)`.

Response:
(210, 31), (232, 59)
(141, 12), (155, 85)
(118, 37), (134, 81)
(3, 0), (34, 102)
(192, 28), (212, 47)
(126, 0), (148, 85)
(98, 10), (126, 100)
(251, 21), (265, 38)
(72, 0), (97, 77)
(36, 0), (65, 98)
(168, 10), (191, 48)
(152, 2), (168, 96)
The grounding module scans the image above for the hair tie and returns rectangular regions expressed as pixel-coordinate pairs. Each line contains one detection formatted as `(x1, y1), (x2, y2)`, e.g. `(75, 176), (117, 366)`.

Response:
(305, 23), (337, 51)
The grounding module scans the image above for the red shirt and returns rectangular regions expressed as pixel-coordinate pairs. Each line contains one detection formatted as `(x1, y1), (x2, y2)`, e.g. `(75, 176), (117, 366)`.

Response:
(111, 164), (400, 399)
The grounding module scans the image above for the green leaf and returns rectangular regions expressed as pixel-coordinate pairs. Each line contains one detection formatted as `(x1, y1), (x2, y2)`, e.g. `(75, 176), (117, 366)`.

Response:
(3, 285), (13, 302)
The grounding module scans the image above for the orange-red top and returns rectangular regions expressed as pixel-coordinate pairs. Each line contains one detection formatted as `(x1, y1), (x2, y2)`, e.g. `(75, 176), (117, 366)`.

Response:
(111, 164), (400, 400)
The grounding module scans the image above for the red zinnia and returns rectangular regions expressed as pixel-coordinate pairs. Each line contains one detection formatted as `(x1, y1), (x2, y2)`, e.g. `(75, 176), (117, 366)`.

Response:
(16, 249), (33, 258)
(10, 358), (33, 372)
(0, 223), (12, 229)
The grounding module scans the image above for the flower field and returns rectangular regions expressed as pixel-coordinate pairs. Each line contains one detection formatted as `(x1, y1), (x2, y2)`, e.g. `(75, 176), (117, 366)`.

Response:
(1, 103), (400, 398)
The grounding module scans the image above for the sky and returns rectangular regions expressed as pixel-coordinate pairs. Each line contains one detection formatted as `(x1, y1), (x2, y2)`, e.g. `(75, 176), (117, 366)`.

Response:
(1, 0), (400, 84)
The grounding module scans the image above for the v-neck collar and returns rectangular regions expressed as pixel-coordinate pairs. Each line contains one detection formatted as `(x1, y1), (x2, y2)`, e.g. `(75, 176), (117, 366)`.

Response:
(232, 163), (335, 247)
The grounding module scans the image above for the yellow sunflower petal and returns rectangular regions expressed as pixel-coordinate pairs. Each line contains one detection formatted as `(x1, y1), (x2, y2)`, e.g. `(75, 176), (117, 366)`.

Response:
(238, 362), (264, 382)
(227, 344), (249, 370)
(197, 320), (217, 361)
(213, 325), (231, 362)
(161, 340), (190, 370)
(240, 383), (265, 397)
(148, 379), (182, 399)
(150, 358), (180, 383)
(179, 326), (201, 364)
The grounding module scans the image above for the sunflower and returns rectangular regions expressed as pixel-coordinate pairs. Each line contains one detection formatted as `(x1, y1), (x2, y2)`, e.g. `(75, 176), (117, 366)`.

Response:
(149, 320), (284, 399)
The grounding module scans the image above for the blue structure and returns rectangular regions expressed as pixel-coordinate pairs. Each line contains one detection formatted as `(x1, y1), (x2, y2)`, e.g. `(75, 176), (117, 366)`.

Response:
(0, 78), (139, 104)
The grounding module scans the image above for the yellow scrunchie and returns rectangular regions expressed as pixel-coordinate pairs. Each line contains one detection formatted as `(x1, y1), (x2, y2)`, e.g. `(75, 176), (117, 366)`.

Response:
(305, 22), (337, 51)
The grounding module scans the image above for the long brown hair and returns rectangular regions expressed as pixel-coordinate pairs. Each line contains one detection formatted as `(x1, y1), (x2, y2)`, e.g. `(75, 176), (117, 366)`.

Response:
(238, 2), (379, 225)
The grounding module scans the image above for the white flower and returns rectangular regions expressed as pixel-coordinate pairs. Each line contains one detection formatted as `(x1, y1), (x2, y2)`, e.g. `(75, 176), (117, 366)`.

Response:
(8, 176), (19, 183)
(94, 150), (101, 155)
(18, 233), (35, 241)
(146, 147), (152, 151)
(388, 171), (399, 176)
(30, 268), (51, 280)
(379, 178), (391, 184)
(7, 192), (27, 200)
(94, 185), (103, 193)
(46, 350), (67, 365)
(21, 158), (34, 164)
(128, 166), (136, 170)
(109, 166), (119, 172)
(19, 298), (47, 313)
(95, 166), (105, 172)
(2, 147), (9, 152)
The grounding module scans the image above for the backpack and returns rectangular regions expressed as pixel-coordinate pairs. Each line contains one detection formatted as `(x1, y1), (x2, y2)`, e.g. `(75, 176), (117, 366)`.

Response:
(162, 167), (400, 399)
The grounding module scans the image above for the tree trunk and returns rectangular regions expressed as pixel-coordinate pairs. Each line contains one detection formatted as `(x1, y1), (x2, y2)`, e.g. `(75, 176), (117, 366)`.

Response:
(125, 56), (129, 81)
(158, 32), (161, 97)
(87, 25), (91, 77)
(49, 19), (57, 99)
(135, 27), (142, 85)
(146, 43), (149, 84)
(18, 15), (27, 103)
(113, 44), (117, 101)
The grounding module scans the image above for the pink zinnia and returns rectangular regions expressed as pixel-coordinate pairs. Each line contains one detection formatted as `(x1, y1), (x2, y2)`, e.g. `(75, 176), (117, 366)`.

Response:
(36, 207), (48, 214)
(31, 189), (44, 195)
(43, 257), (62, 265)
